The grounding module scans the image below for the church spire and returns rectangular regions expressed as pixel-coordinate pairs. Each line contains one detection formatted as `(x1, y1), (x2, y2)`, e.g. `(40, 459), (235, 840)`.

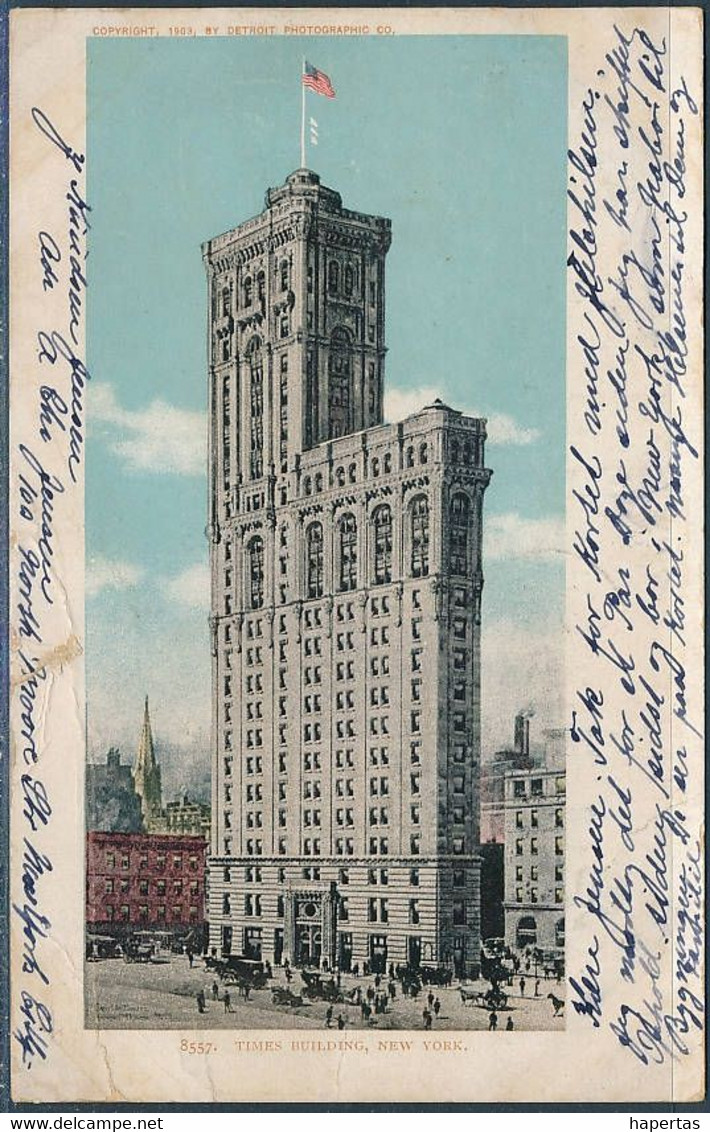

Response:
(132, 695), (163, 830)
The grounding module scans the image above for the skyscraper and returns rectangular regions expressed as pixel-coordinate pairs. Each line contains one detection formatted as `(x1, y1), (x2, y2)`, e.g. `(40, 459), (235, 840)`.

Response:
(204, 169), (491, 976)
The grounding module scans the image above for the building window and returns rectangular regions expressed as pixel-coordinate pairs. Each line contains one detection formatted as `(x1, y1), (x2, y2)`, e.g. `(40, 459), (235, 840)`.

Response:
(328, 260), (339, 294)
(450, 493), (471, 575)
(410, 496), (429, 578)
(248, 536), (264, 610)
(453, 899), (466, 925)
(247, 338), (264, 480)
(329, 327), (352, 438)
(306, 522), (324, 599)
(339, 513), (357, 592)
(372, 505), (392, 584)
(409, 900), (420, 925)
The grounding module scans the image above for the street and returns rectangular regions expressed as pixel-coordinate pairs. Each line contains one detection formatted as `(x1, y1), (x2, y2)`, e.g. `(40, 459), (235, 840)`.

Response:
(85, 956), (565, 1032)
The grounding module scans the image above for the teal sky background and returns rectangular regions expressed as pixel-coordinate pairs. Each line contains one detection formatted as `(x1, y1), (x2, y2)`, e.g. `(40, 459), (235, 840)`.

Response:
(86, 35), (567, 793)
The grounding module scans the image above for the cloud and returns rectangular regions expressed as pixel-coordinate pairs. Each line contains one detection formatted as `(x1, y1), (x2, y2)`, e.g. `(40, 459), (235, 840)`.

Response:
(90, 383), (206, 475)
(485, 512), (565, 562)
(163, 562), (210, 611)
(383, 385), (540, 446)
(86, 555), (145, 598)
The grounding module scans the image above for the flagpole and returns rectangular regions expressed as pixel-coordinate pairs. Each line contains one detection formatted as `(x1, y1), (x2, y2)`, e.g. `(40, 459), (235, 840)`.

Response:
(300, 57), (306, 168)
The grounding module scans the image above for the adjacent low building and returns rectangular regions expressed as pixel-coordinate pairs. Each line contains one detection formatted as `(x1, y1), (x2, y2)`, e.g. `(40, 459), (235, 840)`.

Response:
(502, 765), (565, 956)
(86, 831), (207, 945)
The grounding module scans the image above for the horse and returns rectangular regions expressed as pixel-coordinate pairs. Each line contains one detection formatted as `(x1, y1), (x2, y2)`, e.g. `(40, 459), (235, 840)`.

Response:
(547, 993), (564, 1016)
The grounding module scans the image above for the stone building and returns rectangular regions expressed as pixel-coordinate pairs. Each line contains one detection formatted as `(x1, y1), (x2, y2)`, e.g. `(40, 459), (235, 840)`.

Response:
(165, 795), (211, 839)
(502, 765), (565, 955)
(204, 169), (492, 975)
(86, 830), (207, 942)
(86, 748), (143, 834)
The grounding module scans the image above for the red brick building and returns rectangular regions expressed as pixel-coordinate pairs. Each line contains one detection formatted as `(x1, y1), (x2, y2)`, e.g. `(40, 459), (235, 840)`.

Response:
(86, 831), (207, 942)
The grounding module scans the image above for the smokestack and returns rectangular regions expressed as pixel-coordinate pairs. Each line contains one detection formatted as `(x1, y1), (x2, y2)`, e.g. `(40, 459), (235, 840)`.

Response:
(514, 714), (525, 754)
(524, 718), (530, 758)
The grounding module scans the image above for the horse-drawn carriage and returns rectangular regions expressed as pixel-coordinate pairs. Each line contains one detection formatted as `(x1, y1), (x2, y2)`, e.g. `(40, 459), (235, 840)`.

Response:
(300, 969), (345, 1003)
(272, 986), (305, 1007)
(459, 985), (509, 1010)
(207, 956), (269, 989)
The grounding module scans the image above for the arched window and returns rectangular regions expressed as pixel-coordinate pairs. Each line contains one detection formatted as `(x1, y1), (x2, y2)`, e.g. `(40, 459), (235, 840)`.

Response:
(243, 275), (253, 307)
(450, 440), (459, 464)
(410, 496), (429, 578)
(328, 260), (339, 294)
(383, 453), (392, 474)
(419, 442), (428, 465)
(405, 446), (415, 468)
(280, 260), (289, 291)
(373, 506), (392, 585)
(344, 264), (354, 296)
(335, 466), (345, 488)
(371, 457), (380, 478)
(256, 271), (266, 305)
(516, 916), (538, 949)
(348, 463), (356, 484)
(304, 476), (312, 497)
(450, 493), (471, 576)
(248, 536), (264, 610)
(339, 514), (357, 592)
(315, 472), (323, 493)
(329, 328), (352, 438)
(247, 339), (263, 480)
(306, 523), (324, 599)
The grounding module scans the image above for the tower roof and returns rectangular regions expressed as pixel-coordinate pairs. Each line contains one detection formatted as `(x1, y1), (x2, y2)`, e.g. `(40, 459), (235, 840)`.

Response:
(134, 695), (157, 776)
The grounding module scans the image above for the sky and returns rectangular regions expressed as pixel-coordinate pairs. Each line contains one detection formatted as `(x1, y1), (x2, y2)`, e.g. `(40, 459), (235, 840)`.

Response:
(86, 35), (568, 799)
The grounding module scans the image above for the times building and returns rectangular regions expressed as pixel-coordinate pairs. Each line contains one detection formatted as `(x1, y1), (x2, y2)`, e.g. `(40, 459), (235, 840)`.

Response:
(204, 169), (492, 976)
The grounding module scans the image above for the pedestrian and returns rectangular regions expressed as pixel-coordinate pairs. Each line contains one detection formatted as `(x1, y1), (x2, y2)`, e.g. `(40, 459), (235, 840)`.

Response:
(325, 1005), (334, 1029)
(388, 980), (396, 1000)
(519, 977), (526, 997)
(264, 961), (272, 979)
(223, 990), (232, 1013)
(367, 985), (375, 1003)
(424, 1009), (433, 1031)
(187, 951), (194, 969)
(244, 983), (251, 1001)
(285, 967), (292, 984)
(374, 973), (381, 988)
(337, 1014), (346, 1030)
(212, 981), (219, 1001)
(352, 962), (359, 978)
(433, 997), (441, 1018)
(488, 1011), (498, 1031)
(427, 990), (434, 1008)
(196, 990), (205, 1013)
(534, 978), (541, 997)
(506, 1016), (514, 1031)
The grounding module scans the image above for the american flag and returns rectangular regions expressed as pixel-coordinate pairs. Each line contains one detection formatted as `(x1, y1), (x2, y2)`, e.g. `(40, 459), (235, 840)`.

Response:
(302, 61), (335, 99)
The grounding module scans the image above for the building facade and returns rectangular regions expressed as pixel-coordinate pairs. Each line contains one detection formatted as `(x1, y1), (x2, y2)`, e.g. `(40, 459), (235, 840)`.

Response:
(86, 831), (207, 939)
(165, 795), (212, 839)
(86, 748), (143, 833)
(204, 169), (492, 975)
(502, 766), (565, 955)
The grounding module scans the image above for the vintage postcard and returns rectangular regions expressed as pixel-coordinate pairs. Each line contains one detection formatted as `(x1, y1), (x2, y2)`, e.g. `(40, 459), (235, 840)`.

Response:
(7, 5), (704, 1105)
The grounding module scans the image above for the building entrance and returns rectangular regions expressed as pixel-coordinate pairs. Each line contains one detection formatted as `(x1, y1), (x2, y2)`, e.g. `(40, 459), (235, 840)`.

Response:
(296, 923), (322, 967)
(338, 932), (353, 972)
(369, 934), (388, 974)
